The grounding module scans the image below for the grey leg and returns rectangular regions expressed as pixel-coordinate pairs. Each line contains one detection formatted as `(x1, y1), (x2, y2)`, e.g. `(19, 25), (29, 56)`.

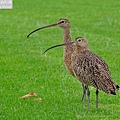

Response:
(87, 86), (90, 109)
(81, 84), (87, 102)
(96, 89), (99, 109)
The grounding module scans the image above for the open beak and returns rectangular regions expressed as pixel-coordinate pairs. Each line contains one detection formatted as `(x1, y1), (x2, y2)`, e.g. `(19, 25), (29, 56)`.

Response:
(27, 22), (60, 38)
(44, 41), (75, 53)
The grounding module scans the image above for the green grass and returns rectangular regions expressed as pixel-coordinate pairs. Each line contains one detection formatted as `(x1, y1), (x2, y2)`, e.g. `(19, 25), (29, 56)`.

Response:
(0, 0), (120, 119)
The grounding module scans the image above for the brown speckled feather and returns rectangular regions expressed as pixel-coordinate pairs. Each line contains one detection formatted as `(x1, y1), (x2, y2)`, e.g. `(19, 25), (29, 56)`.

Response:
(71, 38), (119, 95)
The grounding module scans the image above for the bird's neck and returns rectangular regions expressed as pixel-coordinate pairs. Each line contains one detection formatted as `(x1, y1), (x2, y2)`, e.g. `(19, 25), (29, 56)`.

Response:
(76, 47), (89, 52)
(62, 27), (75, 75)
(63, 27), (74, 52)
(63, 27), (72, 43)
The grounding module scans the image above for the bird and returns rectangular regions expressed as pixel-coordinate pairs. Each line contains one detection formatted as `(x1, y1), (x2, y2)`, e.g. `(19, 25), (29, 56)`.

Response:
(27, 18), (87, 101)
(44, 37), (119, 109)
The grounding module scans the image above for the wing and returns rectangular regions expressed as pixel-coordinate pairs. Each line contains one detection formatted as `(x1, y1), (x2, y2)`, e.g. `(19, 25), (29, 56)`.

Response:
(71, 50), (115, 94)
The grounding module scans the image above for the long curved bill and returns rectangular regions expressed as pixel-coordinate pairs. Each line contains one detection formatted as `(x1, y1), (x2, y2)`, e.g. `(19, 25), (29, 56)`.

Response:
(44, 42), (75, 53)
(27, 22), (59, 38)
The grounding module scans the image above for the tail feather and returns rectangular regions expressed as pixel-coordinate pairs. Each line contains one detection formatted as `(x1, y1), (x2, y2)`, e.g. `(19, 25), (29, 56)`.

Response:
(116, 85), (119, 90)
(110, 84), (119, 95)
(110, 90), (116, 95)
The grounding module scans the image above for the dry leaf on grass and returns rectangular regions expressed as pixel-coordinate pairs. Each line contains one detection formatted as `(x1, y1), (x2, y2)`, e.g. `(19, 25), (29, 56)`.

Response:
(20, 92), (37, 98)
(34, 98), (42, 102)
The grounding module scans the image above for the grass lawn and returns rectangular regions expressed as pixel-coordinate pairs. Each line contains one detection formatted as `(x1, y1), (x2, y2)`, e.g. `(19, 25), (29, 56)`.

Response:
(0, 0), (120, 119)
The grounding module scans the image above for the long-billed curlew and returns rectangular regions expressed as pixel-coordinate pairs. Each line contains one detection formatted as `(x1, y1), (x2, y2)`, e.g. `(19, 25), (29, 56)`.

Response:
(44, 37), (119, 109)
(27, 18), (87, 101)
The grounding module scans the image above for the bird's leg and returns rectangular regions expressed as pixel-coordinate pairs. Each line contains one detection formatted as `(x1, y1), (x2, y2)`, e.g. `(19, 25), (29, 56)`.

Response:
(96, 89), (99, 109)
(81, 84), (87, 102)
(87, 86), (90, 109)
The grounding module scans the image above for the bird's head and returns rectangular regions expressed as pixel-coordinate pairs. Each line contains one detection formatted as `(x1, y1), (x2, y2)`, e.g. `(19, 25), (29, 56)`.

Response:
(44, 37), (88, 53)
(27, 18), (70, 38)
(58, 18), (70, 28)
(75, 37), (88, 49)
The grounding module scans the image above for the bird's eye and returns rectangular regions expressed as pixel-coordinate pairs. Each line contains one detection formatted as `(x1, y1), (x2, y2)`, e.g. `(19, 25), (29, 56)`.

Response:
(78, 39), (82, 42)
(61, 21), (65, 23)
